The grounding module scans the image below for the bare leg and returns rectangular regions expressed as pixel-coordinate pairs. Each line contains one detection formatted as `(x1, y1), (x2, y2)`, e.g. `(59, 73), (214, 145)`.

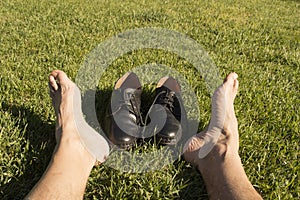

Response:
(184, 72), (262, 200)
(26, 70), (109, 200)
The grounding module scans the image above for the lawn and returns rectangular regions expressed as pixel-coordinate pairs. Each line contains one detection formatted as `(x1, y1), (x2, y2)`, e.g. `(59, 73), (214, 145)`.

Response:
(0, 0), (299, 199)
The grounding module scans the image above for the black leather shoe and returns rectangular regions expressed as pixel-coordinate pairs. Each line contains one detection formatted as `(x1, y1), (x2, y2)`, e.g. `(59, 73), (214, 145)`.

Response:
(104, 72), (142, 149)
(148, 77), (186, 145)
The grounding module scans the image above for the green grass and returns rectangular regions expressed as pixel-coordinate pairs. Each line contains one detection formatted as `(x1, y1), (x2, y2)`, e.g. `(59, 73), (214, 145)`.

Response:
(0, 0), (299, 199)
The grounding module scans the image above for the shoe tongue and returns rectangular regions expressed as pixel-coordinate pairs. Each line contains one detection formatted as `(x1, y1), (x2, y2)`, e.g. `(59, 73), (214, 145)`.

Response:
(122, 88), (140, 100)
(110, 88), (141, 111)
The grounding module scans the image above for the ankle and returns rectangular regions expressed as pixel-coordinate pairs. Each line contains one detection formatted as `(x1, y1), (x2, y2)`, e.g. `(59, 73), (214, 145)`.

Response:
(54, 133), (95, 166)
(197, 143), (240, 172)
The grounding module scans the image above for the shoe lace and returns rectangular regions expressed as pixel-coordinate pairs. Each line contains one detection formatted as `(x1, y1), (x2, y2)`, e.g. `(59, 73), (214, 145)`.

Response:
(109, 90), (177, 131)
(156, 91), (175, 112)
(129, 93), (144, 126)
(143, 90), (175, 125)
(109, 91), (144, 126)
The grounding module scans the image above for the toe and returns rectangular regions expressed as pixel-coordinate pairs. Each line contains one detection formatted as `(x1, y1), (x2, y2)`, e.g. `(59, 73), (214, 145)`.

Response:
(223, 72), (238, 85)
(228, 72), (238, 80)
(184, 134), (204, 153)
(49, 75), (59, 91)
(50, 70), (72, 86)
(233, 78), (239, 92)
(223, 72), (239, 97)
(183, 134), (205, 166)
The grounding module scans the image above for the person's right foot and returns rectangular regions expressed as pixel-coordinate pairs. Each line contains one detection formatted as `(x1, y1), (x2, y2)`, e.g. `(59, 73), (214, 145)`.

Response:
(184, 72), (239, 170)
(49, 70), (109, 164)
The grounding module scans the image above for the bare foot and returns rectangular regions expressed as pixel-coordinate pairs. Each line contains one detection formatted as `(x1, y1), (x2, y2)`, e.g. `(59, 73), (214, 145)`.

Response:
(27, 70), (110, 199)
(184, 73), (262, 199)
(49, 70), (109, 164)
(184, 72), (239, 170)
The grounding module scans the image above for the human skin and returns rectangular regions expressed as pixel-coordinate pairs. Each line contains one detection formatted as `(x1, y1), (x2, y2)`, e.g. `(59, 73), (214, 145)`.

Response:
(26, 70), (103, 200)
(27, 70), (262, 200)
(184, 72), (263, 200)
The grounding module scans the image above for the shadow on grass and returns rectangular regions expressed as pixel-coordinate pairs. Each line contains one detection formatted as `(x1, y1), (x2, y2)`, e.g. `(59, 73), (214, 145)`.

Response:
(82, 88), (113, 131)
(174, 160), (208, 200)
(1, 87), (208, 199)
(281, 0), (300, 3)
(173, 120), (209, 199)
(88, 86), (209, 199)
(1, 102), (56, 200)
(172, 119), (209, 200)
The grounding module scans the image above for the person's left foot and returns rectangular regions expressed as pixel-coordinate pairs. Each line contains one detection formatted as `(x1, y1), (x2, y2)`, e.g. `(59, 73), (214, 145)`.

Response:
(184, 72), (239, 170)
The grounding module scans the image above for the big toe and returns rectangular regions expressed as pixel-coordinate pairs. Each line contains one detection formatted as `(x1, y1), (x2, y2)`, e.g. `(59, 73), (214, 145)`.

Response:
(49, 74), (59, 91)
(50, 70), (73, 88)
(222, 72), (239, 100)
(223, 72), (238, 90)
(224, 72), (238, 83)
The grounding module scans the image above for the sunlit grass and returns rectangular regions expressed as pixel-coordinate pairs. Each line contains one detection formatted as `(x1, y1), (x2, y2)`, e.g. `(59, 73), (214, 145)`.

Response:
(0, 0), (299, 199)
